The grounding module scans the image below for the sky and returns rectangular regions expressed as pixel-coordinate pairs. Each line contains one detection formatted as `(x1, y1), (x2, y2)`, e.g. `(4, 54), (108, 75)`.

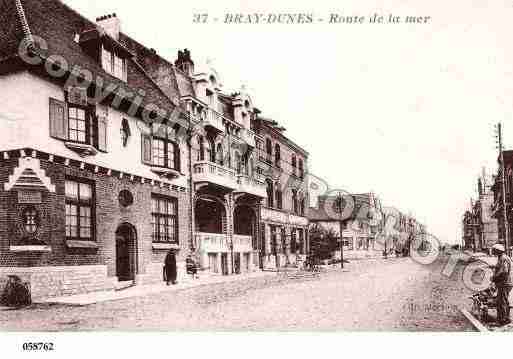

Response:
(64, 0), (513, 245)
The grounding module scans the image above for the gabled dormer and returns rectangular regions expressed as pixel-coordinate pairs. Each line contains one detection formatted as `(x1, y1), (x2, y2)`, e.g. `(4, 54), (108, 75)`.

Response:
(77, 14), (132, 82)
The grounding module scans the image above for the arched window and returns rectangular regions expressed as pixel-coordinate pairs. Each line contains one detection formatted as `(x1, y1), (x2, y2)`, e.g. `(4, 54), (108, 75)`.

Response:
(248, 158), (254, 177)
(292, 155), (297, 176)
(299, 198), (305, 216)
(275, 186), (283, 210)
(265, 138), (272, 162)
(197, 136), (205, 161)
(206, 138), (214, 162)
(275, 144), (281, 168)
(216, 143), (224, 165)
(292, 189), (298, 214)
(298, 159), (304, 179)
(266, 179), (274, 208)
(235, 151), (242, 174)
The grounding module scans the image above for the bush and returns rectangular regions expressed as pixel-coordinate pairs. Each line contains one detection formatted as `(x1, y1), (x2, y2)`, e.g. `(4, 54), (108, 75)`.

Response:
(1, 275), (31, 307)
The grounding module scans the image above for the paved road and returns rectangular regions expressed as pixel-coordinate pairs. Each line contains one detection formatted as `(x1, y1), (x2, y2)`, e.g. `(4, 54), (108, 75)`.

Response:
(0, 256), (474, 331)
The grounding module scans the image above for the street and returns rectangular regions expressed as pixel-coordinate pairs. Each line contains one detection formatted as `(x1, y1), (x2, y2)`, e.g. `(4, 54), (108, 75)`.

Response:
(0, 256), (474, 331)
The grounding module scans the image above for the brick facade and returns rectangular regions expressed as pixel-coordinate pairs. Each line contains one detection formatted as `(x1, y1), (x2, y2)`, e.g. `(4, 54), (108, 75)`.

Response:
(0, 150), (191, 298)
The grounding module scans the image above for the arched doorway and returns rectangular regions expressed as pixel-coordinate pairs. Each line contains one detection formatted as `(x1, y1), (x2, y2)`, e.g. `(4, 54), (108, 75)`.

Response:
(195, 197), (226, 234)
(234, 205), (256, 236)
(115, 223), (137, 282)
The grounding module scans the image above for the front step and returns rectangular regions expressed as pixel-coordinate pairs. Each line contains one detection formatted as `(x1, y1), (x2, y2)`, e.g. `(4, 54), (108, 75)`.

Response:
(115, 280), (134, 291)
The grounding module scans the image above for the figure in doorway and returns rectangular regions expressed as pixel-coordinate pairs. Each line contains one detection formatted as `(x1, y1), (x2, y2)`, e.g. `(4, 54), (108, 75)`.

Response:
(163, 250), (177, 285)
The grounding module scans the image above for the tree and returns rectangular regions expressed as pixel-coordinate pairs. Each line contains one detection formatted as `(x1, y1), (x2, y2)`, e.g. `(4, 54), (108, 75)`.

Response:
(309, 224), (338, 261)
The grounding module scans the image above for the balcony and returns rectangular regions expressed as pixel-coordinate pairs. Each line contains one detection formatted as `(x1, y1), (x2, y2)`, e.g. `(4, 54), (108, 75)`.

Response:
(195, 232), (253, 252)
(236, 174), (266, 198)
(240, 128), (256, 148)
(233, 235), (253, 252)
(193, 161), (238, 190)
(204, 109), (225, 133)
(193, 161), (266, 197)
(196, 232), (230, 252)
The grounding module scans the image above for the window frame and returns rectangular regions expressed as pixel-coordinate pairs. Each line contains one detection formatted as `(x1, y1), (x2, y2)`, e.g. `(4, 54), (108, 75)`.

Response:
(67, 103), (91, 145)
(102, 45), (127, 82)
(65, 177), (95, 241)
(151, 195), (179, 244)
(152, 125), (179, 170)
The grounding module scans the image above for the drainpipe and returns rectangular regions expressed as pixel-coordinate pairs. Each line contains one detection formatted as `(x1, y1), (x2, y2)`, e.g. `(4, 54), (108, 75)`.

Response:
(187, 122), (195, 253)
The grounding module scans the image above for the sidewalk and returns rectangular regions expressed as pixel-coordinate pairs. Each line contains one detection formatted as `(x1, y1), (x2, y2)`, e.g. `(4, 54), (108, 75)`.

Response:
(36, 270), (275, 306)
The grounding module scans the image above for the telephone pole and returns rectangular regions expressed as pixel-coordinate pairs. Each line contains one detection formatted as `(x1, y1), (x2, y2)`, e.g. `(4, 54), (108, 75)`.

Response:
(496, 123), (510, 256)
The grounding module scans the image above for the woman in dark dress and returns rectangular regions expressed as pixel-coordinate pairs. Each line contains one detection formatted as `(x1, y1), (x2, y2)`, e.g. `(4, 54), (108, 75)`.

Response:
(164, 250), (177, 285)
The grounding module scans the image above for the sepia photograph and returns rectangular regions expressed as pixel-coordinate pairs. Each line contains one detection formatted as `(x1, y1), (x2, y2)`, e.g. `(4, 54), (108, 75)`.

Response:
(0, 0), (512, 356)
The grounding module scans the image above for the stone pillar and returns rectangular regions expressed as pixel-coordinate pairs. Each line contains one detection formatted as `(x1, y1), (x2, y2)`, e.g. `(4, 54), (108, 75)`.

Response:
(201, 251), (209, 271)
(285, 226), (292, 265)
(249, 251), (254, 272)
(225, 193), (235, 275)
(216, 252), (222, 274)
(264, 223), (271, 263)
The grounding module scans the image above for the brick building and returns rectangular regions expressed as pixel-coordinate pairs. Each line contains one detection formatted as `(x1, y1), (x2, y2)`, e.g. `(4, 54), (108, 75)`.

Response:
(252, 118), (310, 269)
(0, 0), (193, 299)
(0, 0), (317, 300)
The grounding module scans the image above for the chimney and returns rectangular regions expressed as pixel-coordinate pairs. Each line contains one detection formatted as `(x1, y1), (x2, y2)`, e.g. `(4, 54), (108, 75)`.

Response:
(174, 48), (194, 76)
(96, 13), (120, 41)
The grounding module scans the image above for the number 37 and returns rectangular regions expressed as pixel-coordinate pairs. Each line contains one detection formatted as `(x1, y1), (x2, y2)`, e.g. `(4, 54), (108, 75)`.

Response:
(193, 14), (208, 23)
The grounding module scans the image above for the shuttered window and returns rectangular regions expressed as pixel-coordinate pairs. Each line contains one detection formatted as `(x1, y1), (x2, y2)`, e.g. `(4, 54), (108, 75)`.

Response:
(49, 98), (68, 140)
(142, 133), (153, 164)
(97, 116), (108, 152)
(49, 94), (108, 152)
(142, 124), (180, 171)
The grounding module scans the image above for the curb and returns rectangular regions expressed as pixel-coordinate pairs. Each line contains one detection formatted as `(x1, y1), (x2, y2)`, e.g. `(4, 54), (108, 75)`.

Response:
(459, 307), (489, 332)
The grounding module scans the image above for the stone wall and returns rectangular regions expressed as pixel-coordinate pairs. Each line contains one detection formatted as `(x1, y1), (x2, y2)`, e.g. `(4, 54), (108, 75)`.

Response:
(0, 265), (115, 300)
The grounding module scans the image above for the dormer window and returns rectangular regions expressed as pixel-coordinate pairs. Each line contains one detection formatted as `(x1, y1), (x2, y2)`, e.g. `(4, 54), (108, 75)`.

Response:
(206, 89), (214, 106)
(102, 45), (127, 81)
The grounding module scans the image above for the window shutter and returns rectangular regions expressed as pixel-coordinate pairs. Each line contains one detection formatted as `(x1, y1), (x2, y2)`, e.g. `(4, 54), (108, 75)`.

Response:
(174, 142), (181, 172)
(67, 86), (88, 106)
(141, 134), (153, 165)
(97, 116), (108, 152)
(49, 97), (68, 140)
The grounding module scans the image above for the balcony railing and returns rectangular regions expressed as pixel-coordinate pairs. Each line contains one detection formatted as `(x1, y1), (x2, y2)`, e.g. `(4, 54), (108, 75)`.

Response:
(236, 173), (267, 198)
(195, 232), (230, 252)
(193, 161), (238, 190)
(195, 232), (253, 252)
(240, 128), (256, 148)
(233, 235), (253, 252)
(193, 161), (267, 197)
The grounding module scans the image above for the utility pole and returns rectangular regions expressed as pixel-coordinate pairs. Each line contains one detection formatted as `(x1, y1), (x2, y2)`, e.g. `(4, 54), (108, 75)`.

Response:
(496, 123), (510, 256)
(337, 193), (344, 269)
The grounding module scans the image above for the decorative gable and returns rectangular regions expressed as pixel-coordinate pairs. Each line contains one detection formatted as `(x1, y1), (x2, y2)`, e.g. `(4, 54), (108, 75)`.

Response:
(4, 157), (55, 192)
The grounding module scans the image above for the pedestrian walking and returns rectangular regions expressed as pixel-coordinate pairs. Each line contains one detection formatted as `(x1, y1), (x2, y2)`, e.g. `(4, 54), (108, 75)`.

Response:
(163, 250), (177, 285)
(186, 254), (198, 279)
(491, 244), (513, 325)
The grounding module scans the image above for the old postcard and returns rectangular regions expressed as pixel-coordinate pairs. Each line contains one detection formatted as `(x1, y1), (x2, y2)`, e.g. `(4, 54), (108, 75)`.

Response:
(0, 0), (512, 356)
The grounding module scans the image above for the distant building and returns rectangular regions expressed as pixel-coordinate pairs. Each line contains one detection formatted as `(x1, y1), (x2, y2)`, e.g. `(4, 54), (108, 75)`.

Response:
(308, 192), (383, 259)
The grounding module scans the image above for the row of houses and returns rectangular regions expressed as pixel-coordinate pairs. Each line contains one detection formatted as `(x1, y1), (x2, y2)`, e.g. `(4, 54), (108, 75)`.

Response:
(461, 149), (513, 253)
(0, 0), (425, 300)
(462, 169), (498, 253)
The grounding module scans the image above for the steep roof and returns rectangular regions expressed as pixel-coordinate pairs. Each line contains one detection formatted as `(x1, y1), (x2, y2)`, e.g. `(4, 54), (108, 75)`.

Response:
(0, 0), (26, 60)
(1, 0), (177, 115)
